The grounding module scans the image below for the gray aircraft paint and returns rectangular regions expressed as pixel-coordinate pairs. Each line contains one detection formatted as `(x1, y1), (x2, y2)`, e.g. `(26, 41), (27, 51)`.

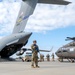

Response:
(56, 38), (75, 59)
(38, 0), (70, 5)
(0, 32), (32, 51)
(13, 0), (70, 34)
(13, 0), (38, 33)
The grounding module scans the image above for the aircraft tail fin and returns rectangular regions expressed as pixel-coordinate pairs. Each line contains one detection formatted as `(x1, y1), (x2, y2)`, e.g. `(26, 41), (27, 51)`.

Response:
(13, 0), (70, 33)
(12, 0), (38, 33)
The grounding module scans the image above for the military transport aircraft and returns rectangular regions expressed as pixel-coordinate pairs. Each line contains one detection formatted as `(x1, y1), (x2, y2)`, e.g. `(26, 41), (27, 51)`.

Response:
(56, 37), (75, 63)
(0, 0), (70, 59)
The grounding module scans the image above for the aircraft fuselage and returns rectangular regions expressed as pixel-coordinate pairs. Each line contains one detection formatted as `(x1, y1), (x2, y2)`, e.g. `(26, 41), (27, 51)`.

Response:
(0, 32), (32, 58)
(56, 47), (75, 59)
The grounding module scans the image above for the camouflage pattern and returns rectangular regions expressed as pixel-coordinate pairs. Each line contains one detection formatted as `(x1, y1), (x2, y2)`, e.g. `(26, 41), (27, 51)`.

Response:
(31, 44), (39, 67)
(51, 53), (55, 61)
(46, 54), (50, 61)
(40, 54), (44, 62)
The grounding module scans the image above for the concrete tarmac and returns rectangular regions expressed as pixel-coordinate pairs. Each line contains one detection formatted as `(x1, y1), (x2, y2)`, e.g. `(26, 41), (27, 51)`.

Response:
(0, 61), (75, 75)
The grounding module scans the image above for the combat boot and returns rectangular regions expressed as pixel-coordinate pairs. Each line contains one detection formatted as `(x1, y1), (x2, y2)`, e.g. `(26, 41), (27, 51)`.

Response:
(31, 66), (35, 68)
(35, 66), (40, 68)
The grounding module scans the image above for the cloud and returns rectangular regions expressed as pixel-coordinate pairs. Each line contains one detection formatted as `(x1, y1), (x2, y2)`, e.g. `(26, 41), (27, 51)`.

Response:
(0, 0), (74, 35)
(26, 0), (75, 32)
(0, 0), (21, 35)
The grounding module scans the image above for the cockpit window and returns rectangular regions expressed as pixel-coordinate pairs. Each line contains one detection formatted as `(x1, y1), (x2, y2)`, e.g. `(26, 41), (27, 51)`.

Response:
(63, 50), (67, 52)
(58, 51), (61, 53)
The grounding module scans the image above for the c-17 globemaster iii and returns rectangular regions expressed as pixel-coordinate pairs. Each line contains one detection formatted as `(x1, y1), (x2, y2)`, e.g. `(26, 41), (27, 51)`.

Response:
(0, 0), (70, 60)
(56, 37), (75, 63)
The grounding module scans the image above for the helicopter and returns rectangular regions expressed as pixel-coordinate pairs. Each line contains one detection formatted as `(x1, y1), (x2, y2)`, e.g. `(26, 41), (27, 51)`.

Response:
(55, 37), (75, 63)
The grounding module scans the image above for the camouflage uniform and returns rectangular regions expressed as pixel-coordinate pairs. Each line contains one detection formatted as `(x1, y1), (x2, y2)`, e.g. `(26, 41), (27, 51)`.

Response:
(42, 54), (44, 61)
(51, 53), (55, 61)
(46, 54), (50, 61)
(31, 43), (39, 68)
(40, 54), (44, 62)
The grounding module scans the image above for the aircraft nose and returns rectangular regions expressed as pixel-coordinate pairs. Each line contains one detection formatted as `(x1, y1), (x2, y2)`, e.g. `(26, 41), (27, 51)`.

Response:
(55, 51), (58, 55)
(55, 49), (60, 56)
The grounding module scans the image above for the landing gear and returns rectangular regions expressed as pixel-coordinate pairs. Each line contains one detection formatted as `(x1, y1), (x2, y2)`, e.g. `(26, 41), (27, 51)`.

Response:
(67, 58), (75, 63)
(58, 58), (75, 63)
(58, 57), (63, 62)
(71, 59), (74, 63)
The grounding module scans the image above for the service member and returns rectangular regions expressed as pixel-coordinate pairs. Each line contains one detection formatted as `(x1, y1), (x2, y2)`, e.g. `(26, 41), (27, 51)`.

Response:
(51, 53), (55, 61)
(40, 54), (44, 62)
(31, 40), (40, 68)
(46, 54), (50, 61)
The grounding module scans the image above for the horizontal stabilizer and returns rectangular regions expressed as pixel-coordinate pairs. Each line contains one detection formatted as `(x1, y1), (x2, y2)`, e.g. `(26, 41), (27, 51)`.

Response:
(38, 0), (71, 5)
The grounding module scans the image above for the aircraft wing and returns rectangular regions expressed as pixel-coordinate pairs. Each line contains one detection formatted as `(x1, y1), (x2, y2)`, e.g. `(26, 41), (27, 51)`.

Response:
(38, 0), (71, 5)
(16, 47), (52, 56)
(25, 46), (53, 52)
(27, 48), (51, 52)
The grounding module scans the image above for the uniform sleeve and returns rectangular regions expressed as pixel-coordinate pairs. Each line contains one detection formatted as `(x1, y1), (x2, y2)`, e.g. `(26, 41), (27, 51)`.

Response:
(31, 44), (36, 50)
(31, 44), (33, 50)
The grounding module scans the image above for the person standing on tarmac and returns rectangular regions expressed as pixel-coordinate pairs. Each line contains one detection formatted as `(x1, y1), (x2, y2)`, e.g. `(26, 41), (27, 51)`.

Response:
(42, 54), (44, 61)
(46, 54), (50, 61)
(40, 54), (44, 62)
(31, 40), (40, 68)
(51, 53), (55, 61)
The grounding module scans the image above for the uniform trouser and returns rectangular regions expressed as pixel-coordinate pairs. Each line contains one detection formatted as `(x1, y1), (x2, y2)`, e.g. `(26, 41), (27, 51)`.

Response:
(47, 58), (50, 61)
(31, 56), (38, 67)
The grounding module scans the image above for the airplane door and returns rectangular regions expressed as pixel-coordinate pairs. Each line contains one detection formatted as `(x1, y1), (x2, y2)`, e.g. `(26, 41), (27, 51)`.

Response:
(69, 48), (75, 58)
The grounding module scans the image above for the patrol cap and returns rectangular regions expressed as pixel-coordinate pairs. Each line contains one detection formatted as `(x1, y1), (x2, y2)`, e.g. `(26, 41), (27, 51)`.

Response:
(33, 40), (37, 43)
